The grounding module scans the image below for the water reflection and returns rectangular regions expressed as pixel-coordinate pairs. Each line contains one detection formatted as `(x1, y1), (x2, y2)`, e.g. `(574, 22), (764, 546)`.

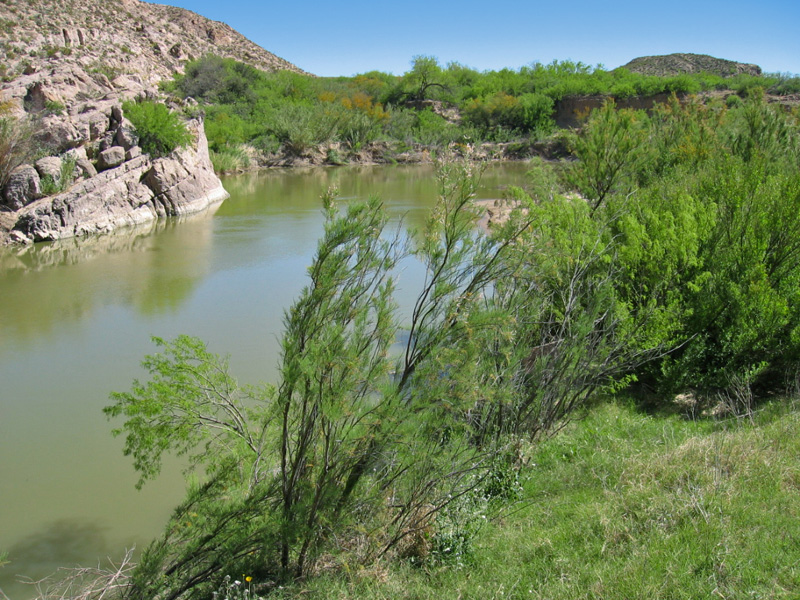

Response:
(8, 519), (112, 568)
(2, 519), (113, 599)
(0, 206), (219, 353)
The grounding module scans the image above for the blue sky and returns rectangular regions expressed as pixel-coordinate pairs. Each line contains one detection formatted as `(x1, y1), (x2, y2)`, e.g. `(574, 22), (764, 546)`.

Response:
(161, 0), (800, 77)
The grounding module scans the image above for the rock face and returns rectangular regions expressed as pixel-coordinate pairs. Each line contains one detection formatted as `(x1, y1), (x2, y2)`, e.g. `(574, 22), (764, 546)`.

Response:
(0, 0), (304, 244)
(2, 95), (228, 243)
(12, 118), (228, 242)
(0, 0), (306, 118)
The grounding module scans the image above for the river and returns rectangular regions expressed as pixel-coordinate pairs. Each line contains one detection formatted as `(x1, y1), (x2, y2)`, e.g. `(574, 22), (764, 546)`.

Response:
(0, 162), (530, 598)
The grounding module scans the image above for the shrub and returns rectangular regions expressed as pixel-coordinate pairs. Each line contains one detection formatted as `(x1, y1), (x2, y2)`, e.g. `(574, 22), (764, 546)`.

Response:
(269, 103), (336, 156)
(563, 100), (648, 211)
(43, 99), (65, 116)
(121, 99), (192, 157)
(770, 75), (800, 95)
(105, 157), (563, 596)
(336, 107), (382, 148)
(413, 108), (462, 146)
(610, 82), (637, 98)
(0, 108), (33, 190)
(517, 92), (555, 134)
(725, 94), (743, 108)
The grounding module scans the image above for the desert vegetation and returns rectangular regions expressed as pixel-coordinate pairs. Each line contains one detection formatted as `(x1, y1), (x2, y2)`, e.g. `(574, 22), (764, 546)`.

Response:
(71, 90), (800, 599)
(0, 101), (34, 190)
(161, 54), (799, 171)
(121, 99), (192, 158)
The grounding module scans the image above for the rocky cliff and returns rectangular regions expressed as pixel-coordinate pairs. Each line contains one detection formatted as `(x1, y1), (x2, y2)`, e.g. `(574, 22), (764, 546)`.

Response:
(0, 0), (305, 112)
(0, 0), (303, 244)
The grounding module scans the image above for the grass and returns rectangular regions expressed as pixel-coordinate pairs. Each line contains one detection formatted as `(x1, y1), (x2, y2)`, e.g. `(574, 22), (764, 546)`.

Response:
(261, 398), (800, 599)
(210, 144), (251, 173)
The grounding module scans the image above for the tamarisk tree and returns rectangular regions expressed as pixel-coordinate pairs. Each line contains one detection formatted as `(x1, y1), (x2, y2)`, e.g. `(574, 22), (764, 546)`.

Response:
(105, 156), (536, 599)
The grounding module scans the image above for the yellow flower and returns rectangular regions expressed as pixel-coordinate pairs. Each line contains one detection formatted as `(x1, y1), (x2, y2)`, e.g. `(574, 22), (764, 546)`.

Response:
(245, 576), (252, 583)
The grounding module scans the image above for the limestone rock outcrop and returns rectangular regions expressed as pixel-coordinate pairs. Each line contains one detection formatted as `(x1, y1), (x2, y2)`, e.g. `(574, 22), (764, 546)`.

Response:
(9, 116), (227, 243)
(96, 146), (125, 171)
(0, 0), (304, 244)
(34, 156), (64, 183)
(0, 0), (306, 120)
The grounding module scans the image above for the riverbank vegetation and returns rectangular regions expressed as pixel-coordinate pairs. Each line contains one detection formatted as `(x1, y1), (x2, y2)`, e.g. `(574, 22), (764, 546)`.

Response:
(259, 398), (800, 599)
(160, 54), (799, 172)
(83, 89), (800, 599)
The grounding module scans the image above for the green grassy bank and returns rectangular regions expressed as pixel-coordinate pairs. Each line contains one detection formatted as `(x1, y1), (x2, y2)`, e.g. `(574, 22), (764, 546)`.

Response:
(270, 399), (800, 599)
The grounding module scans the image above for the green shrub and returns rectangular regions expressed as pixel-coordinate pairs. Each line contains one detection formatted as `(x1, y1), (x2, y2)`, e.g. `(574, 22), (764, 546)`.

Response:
(270, 103), (336, 156)
(725, 93), (743, 108)
(610, 82), (637, 98)
(770, 75), (800, 95)
(336, 107), (382, 148)
(107, 162), (534, 594)
(0, 109), (33, 190)
(517, 92), (555, 134)
(122, 99), (192, 157)
(204, 109), (250, 150)
(413, 108), (462, 146)
(251, 134), (281, 154)
(325, 147), (347, 165)
(729, 73), (768, 96)
(462, 91), (554, 136)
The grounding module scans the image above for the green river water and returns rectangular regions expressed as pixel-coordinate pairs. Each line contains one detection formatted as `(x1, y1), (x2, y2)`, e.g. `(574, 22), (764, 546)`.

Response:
(0, 162), (530, 598)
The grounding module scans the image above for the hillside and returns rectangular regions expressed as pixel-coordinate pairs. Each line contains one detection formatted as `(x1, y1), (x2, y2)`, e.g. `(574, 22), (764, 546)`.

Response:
(622, 52), (762, 77)
(0, 0), (309, 244)
(0, 0), (305, 111)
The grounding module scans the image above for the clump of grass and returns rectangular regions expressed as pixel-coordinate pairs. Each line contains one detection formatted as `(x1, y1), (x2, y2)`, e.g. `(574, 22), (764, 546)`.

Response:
(39, 155), (77, 196)
(210, 144), (251, 173)
(263, 400), (800, 599)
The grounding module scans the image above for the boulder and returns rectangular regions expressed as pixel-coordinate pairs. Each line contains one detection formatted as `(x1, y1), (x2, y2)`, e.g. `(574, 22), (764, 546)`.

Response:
(3, 165), (42, 210)
(96, 147), (125, 171)
(33, 115), (83, 152)
(114, 119), (138, 150)
(64, 146), (88, 162)
(76, 157), (98, 178)
(143, 154), (189, 196)
(64, 147), (98, 179)
(125, 146), (142, 161)
(35, 156), (63, 183)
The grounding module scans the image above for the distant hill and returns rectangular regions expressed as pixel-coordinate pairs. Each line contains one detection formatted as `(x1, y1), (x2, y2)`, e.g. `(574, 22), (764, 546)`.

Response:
(622, 53), (762, 78)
